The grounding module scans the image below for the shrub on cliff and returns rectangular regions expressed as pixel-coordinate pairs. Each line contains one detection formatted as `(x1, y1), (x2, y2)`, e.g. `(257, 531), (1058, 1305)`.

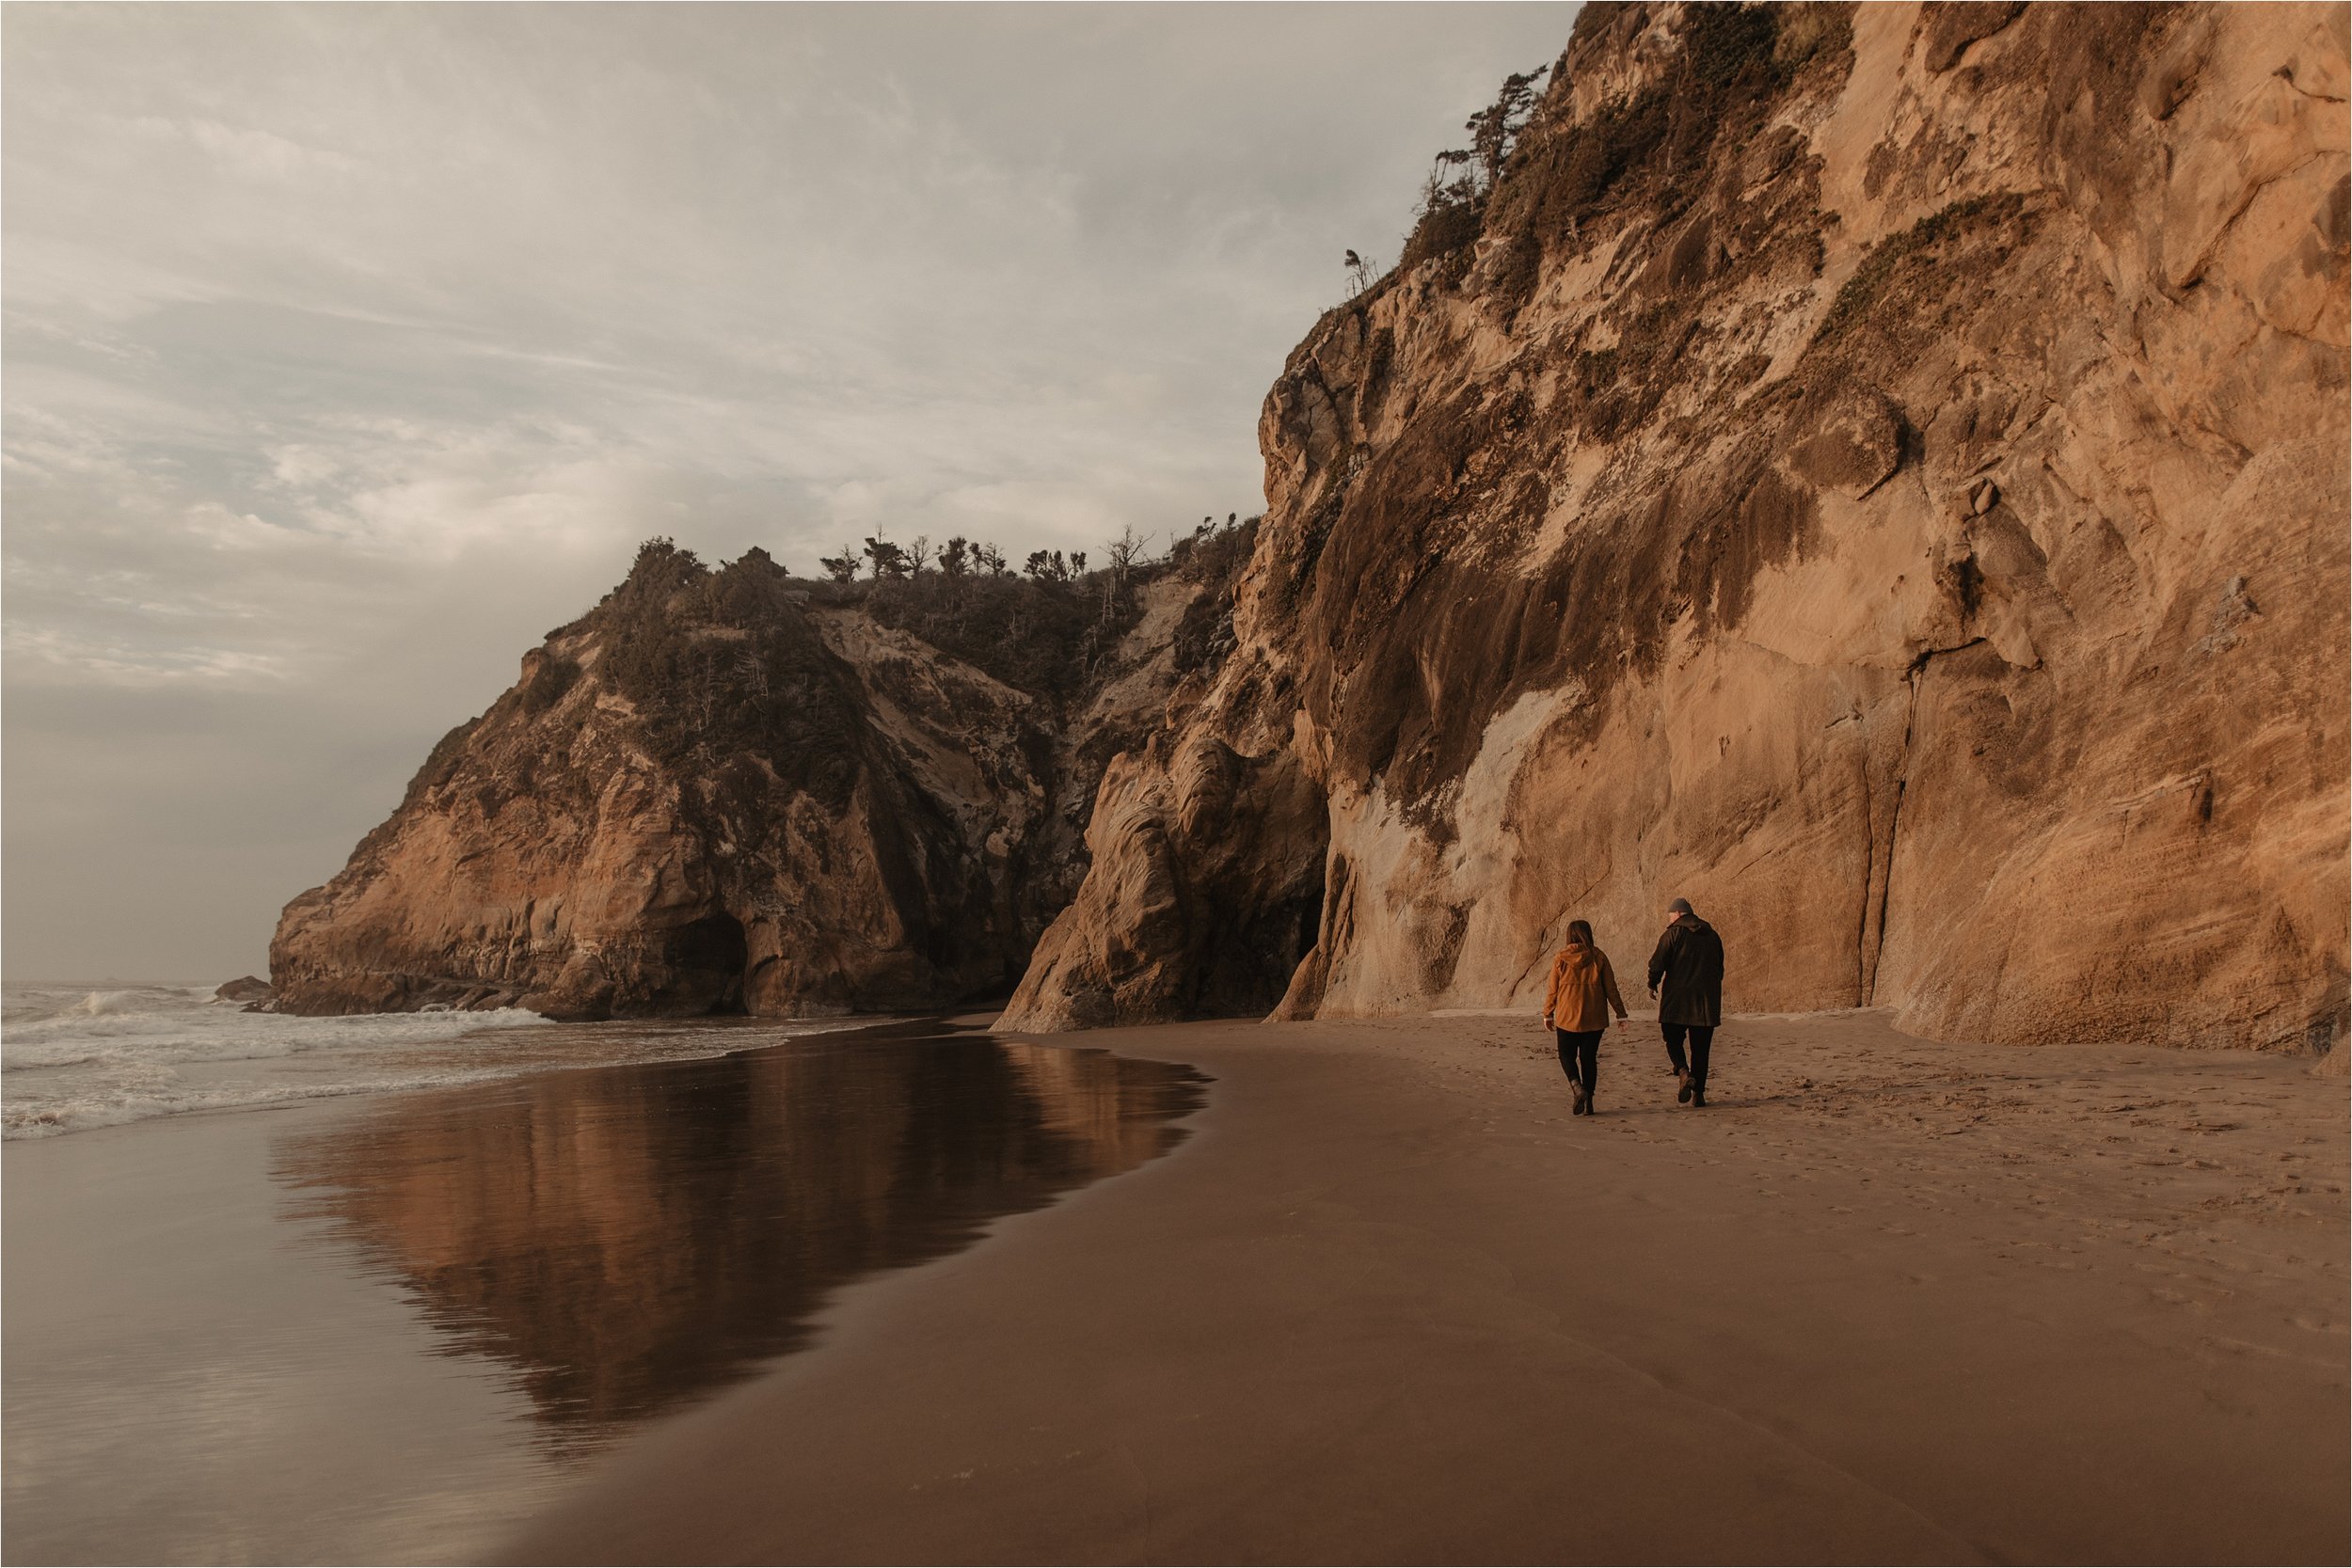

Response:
(1169, 515), (1259, 675)
(596, 546), (864, 809)
(1812, 194), (2027, 345)
(1480, 3), (1828, 262)
(1396, 65), (1547, 275)
(567, 520), (1259, 800)
(842, 551), (1143, 702)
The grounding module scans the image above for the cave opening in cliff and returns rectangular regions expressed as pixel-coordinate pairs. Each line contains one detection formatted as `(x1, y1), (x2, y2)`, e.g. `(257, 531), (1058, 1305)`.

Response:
(664, 912), (749, 1016)
(1292, 876), (1326, 968)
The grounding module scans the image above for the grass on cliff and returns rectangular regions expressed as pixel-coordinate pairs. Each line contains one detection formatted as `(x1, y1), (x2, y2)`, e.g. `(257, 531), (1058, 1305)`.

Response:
(1811, 194), (2030, 345)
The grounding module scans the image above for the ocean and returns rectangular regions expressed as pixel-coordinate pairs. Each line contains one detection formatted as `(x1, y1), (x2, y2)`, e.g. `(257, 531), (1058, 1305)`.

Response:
(2, 998), (1205, 1563)
(1, 980), (857, 1139)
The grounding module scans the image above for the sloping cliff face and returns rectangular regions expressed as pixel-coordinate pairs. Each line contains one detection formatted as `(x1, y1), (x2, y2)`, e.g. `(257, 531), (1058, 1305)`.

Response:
(270, 542), (1237, 1018)
(1001, 1), (2351, 1051)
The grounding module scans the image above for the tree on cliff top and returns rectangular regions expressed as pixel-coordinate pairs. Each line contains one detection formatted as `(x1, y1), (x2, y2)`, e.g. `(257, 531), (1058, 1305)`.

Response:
(1397, 63), (1549, 273)
(614, 536), (707, 602)
(1464, 65), (1548, 191)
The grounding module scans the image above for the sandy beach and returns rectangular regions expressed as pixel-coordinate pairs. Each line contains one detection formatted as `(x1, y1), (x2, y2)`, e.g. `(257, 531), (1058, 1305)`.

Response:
(9, 4), (2344, 1565)
(507, 1009), (2348, 1565)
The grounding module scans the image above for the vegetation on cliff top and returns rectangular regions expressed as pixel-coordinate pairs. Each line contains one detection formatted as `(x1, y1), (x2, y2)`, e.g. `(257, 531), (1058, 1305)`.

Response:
(516, 515), (1259, 800)
(1380, 2), (1849, 297)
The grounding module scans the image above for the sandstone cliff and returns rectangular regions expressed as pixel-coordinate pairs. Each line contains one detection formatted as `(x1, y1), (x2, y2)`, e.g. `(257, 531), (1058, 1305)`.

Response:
(269, 539), (1248, 1018)
(278, 0), (2348, 1053)
(1000, 0), (2351, 1052)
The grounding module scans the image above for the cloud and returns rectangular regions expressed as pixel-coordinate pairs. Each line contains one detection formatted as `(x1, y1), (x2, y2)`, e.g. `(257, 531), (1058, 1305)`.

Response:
(2, 625), (291, 689)
(127, 112), (360, 182)
(2, 1), (1580, 979)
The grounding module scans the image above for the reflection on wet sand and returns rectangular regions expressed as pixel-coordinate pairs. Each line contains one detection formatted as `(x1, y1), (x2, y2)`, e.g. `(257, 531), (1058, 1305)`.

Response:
(271, 1023), (1203, 1450)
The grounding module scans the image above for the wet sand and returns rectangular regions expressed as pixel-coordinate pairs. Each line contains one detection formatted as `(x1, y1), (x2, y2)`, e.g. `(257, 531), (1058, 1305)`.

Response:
(508, 1009), (2349, 1565)
(4, 1022), (1200, 1564)
(3, 1099), (575, 1566)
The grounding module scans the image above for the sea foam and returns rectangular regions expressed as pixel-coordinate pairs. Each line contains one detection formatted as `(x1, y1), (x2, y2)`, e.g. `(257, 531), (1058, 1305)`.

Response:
(1, 982), (873, 1140)
(1, 982), (552, 1138)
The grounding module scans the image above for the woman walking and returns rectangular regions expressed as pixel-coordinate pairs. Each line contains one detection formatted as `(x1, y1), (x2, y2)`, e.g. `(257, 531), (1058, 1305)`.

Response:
(1542, 919), (1629, 1116)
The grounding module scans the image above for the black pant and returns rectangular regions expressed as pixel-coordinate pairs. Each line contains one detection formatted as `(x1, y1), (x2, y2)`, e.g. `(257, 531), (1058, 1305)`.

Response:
(1662, 1022), (1713, 1089)
(1554, 1029), (1599, 1098)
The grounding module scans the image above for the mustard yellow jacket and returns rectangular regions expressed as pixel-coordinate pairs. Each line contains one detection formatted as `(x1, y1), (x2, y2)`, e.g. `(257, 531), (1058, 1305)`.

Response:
(1543, 942), (1628, 1033)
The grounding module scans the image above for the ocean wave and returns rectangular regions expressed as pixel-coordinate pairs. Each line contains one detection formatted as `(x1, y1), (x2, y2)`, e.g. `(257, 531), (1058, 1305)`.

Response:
(2, 991), (548, 1072)
(1, 1062), (522, 1139)
(3, 982), (213, 1027)
(1, 981), (883, 1140)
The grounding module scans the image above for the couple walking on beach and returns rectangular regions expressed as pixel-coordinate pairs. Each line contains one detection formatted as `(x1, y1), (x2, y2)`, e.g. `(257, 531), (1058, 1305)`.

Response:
(1540, 897), (1724, 1117)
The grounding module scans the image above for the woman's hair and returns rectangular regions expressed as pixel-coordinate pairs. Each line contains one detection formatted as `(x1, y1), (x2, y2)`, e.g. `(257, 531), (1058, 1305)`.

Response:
(1565, 918), (1594, 945)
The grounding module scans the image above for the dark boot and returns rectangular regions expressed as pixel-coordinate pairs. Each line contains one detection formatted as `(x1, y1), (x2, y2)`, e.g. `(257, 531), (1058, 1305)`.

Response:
(1675, 1068), (1692, 1104)
(1689, 1083), (1708, 1108)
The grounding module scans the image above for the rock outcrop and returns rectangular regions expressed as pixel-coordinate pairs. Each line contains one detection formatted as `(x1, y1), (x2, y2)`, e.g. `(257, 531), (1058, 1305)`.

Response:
(278, 1), (2347, 1053)
(269, 542), (1241, 1019)
(1000, 0), (2351, 1052)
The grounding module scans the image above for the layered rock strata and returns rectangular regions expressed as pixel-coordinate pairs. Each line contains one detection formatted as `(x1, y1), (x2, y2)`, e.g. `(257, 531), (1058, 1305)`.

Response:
(1001, 0), (2351, 1051)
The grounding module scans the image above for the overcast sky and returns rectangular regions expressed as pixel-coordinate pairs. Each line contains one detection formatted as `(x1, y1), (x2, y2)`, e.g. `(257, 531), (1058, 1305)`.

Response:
(3, 2), (1577, 983)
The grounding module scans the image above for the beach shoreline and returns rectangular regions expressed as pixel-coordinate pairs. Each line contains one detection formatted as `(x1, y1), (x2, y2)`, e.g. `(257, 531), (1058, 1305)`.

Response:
(1, 1015), (1200, 1564)
(506, 1008), (2350, 1566)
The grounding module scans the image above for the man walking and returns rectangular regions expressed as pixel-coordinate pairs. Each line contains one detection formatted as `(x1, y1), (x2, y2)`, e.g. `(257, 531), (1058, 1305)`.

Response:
(1646, 896), (1724, 1107)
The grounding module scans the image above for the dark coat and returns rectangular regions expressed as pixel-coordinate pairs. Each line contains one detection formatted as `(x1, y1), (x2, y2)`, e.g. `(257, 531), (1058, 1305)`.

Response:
(1646, 914), (1724, 1026)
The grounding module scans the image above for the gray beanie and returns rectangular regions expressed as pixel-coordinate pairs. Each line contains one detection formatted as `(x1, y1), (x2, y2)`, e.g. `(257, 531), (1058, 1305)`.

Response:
(1666, 896), (1693, 916)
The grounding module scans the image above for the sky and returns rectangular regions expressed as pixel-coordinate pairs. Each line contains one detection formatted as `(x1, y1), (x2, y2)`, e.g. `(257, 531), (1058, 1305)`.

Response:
(3, 2), (1578, 983)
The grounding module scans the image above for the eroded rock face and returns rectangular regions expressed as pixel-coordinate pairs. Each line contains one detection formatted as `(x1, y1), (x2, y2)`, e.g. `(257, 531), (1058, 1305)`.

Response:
(284, 2), (2345, 1051)
(1000, 0), (2350, 1052)
(269, 547), (1217, 1020)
